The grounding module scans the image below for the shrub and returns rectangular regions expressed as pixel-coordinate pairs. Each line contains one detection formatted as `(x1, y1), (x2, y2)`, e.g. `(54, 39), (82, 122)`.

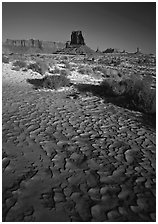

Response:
(28, 60), (48, 75)
(2, 55), (9, 63)
(49, 66), (60, 74)
(119, 73), (155, 113)
(49, 60), (57, 68)
(78, 65), (93, 75)
(62, 60), (71, 69)
(42, 75), (71, 90)
(100, 79), (124, 96)
(11, 66), (20, 71)
(12, 60), (27, 68)
(60, 55), (68, 61)
(93, 65), (105, 72)
(100, 72), (155, 114)
(60, 69), (70, 76)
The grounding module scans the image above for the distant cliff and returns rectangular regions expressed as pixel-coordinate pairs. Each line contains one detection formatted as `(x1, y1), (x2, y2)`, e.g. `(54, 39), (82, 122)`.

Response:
(2, 38), (65, 54)
(2, 31), (95, 55)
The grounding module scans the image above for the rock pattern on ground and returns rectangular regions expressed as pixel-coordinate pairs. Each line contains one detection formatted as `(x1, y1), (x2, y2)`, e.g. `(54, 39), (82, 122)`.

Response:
(2, 63), (156, 221)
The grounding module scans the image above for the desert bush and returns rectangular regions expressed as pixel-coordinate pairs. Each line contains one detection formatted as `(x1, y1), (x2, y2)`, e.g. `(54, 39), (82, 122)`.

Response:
(12, 60), (27, 68)
(49, 60), (57, 68)
(11, 66), (20, 71)
(49, 66), (60, 74)
(62, 60), (71, 69)
(2, 55), (9, 63)
(119, 73), (155, 113)
(94, 66), (110, 78)
(60, 55), (68, 61)
(100, 79), (125, 96)
(100, 72), (155, 113)
(93, 66), (121, 79)
(60, 69), (70, 77)
(42, 75), (71, 90)
(78, 65), (93, 75)
(28, 60), (48, 75)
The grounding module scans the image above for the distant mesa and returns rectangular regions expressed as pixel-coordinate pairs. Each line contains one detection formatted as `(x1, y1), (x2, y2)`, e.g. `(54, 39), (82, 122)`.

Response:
(103, 48), (120, 53)
(5, 38), (43, 49)
(3, 31), (86, 55)
(3, 31), (127, 56)
(3, 38), (65, 54)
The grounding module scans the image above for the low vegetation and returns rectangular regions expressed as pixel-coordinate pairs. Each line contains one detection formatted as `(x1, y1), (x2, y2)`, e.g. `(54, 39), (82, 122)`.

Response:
(42, 75), (71, 90)
(28, 60), (48, 75)
(2, 51), (155, 115)
(62, 60), (71, 70)
(11, 66), (20, 71)
(49, 66), (60, 74)
(12, 60), (27, 68)
(78, 65), (93, 75)
(60, 69), (70, 77)
(100, 73), (155, 113)
(2, 55), (9, 63)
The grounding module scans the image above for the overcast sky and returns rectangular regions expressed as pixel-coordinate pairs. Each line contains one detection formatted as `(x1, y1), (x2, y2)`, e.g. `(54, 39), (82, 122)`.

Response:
(2, 2), (156, 54)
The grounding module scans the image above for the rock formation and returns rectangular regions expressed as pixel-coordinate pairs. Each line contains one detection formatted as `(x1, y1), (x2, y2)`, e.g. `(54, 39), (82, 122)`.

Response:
(103, 48), (119, 53)
(136, 47), (141, 54)
(3, 39), (65, 54)
(5, 39), (43, 49)
(70, 31), (85, 45)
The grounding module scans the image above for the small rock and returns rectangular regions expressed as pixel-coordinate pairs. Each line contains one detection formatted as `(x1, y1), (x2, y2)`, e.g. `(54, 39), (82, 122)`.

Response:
(125, 154), (134, 164)
(54, 192), (65, 202)
(130, 205), (142, 213)
(118, 207), (128, 216)
(150, 213), (156, 221)
(75, 198), (91, 221)
(135, 177), (146, 183)
(86, 171), (99, 188)
(88, 188), (100, 201)
(6, 197), (16, 209)
(107, 210), (120, 220)
(91, 204), (106, 221)
(137, 198), (149, 211)
(2, 158), (10, 169)
(70, 152), (81, 161)
(118, 189), (130, 199)
(63, 187), (72, 197)
(70, 192), (82, 202)
(100, 186), (109, 195)
(87, 159), (100, 170)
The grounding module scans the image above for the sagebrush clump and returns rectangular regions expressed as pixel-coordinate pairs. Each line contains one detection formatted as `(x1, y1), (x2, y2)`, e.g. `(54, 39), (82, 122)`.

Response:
(28, 60), (48, 75)
(60, 69), (70, 76)
(49, 66), (60, 74)
(12, 60), (27, 68)
(2, 55), (9, 64)
(100, 72), (155, 113)
(78, 65), (93, 75)
(42, 75), (71, 90)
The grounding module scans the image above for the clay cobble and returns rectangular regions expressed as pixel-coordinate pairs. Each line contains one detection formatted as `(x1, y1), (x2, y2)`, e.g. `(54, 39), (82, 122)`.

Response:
(2, 72), (156, 221)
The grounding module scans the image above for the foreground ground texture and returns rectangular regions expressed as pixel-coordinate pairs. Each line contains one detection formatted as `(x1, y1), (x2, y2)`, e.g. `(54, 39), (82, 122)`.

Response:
(2, 62), (156, 222)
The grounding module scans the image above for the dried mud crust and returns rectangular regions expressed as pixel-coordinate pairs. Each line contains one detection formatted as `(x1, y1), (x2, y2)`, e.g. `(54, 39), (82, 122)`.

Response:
(2, 64), (156, 222)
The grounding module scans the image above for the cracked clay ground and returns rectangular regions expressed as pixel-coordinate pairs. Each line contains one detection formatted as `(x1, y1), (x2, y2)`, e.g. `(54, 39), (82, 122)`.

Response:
(2, 63), (156, 222)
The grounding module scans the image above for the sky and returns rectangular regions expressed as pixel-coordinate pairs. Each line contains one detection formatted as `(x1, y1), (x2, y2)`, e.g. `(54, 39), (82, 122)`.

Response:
(2, 2), (156, 54)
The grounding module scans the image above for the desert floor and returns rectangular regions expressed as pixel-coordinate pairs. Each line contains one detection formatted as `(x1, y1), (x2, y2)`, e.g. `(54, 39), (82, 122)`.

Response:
(2, 62), (156, 221)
